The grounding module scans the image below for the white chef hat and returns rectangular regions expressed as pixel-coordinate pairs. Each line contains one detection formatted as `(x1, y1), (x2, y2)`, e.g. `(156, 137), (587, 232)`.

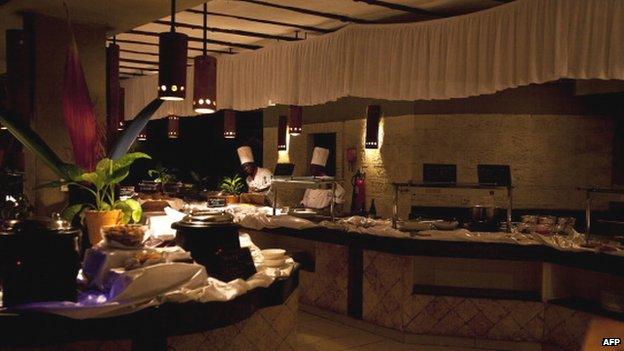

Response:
(237, 146), (254, 165)
(311, 147), (330, 167)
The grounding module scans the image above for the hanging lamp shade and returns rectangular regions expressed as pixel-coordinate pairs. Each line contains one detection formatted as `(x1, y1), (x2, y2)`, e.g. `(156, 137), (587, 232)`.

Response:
(158, 32), (188, 101)
(289, 105), (302, 135)
(117, 87), (125, 131)
(138, 128), (147, 141)
(193, 55), (217, 113)
(365, 105), (380, 149)
(277, 115), (287, 151)
(158, 0), (188, 101)
(167, 115), (179, 139)
(224, 110), (236, 139)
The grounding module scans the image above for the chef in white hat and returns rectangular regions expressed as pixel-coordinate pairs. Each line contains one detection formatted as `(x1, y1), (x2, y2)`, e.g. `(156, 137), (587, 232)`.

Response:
(237, 146), (273, 204)
(300, 147), (345, 211)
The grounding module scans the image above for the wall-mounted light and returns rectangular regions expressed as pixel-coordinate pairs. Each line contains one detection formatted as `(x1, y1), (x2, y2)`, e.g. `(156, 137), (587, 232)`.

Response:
(138, 128), (147, 141)
(365, 105), (381, 149)
(193, 3), (217, 114)
(117, 121), (125, 132)
(289, 105), (302, 136)
(0, 124), (6, 130)
(158, 0), (188, 101)
(224, 110), (236, 139)
(167, 115), (179, 139)
(277, 115), (287, 150)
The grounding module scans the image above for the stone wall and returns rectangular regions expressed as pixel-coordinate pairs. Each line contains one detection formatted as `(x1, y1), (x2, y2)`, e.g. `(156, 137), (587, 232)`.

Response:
(263, 97), (614, 218)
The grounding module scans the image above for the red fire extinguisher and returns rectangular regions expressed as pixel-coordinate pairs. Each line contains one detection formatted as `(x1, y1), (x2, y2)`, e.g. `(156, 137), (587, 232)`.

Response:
(351, 169), (366, 215)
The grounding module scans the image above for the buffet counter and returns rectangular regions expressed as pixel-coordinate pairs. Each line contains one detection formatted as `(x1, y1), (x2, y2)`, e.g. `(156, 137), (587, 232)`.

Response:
(0, 266), (299, 351)
(241, 221), (624, 351)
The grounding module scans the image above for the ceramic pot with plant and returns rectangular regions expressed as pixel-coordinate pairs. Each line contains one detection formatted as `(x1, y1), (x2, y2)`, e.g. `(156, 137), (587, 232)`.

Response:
(46, 153), (150, 246)
(148, 162), (177, 194)
(220, 175), (245, 205)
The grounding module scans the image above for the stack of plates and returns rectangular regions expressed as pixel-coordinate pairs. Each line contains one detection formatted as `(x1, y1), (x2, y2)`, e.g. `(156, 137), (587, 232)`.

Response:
(261, 249), (287, 268)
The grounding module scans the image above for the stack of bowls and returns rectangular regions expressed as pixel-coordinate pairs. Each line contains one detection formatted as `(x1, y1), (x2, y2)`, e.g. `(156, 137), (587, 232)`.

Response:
(261, 249), (287, 268)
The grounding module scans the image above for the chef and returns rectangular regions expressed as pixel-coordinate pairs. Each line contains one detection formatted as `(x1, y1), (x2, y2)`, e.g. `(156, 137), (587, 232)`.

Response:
(237, 146), (273, 205)
(300, 147), (345, 212)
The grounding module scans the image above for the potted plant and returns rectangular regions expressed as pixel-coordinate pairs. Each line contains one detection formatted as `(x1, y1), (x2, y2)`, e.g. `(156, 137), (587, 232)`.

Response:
(44, 153), (151, 245)
(148, 162), (178, 194)
(220, 175), (245, 205)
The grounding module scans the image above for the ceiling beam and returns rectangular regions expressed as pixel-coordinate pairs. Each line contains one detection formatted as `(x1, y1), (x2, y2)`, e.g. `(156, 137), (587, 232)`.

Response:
(119, 65), (158, 72)
(353, 0), (441, 18)
(127, 29), (262, 50)
(119, 57), (191, 67)
(185, 9), (332, 34)
(153, 20), (301, 42)
(108, 38), (235, 55)
(235, 0), (378, 24)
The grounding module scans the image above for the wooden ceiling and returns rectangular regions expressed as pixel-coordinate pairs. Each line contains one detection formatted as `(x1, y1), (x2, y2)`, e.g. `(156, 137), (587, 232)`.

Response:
(113, 0), (513, 78)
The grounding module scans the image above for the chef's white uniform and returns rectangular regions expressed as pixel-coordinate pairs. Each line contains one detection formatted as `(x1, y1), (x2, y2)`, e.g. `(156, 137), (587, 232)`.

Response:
(246, 167), (273, 193)
(301, 184), (346, 209)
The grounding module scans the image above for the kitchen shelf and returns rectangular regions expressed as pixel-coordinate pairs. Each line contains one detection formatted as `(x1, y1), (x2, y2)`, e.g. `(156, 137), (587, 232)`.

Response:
(549, 297), (624, 322)
(412, 284), (540, 302)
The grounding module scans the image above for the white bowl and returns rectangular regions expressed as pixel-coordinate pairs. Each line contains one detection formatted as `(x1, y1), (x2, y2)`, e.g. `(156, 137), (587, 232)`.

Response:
(261, 249), (286, 260)
(264, 257), (286, 268)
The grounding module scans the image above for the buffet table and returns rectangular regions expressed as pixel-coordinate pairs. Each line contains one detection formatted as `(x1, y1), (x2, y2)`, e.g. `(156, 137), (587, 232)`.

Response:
(0, 266), (300, 351)
(246, 225), (624, 351)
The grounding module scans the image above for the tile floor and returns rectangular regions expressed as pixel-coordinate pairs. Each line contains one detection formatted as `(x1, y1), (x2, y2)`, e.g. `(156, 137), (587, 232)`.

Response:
(296, 311), (489, 351)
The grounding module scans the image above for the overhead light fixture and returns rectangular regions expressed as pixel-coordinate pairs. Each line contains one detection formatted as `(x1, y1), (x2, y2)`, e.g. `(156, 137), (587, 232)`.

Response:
(167, 115), (179, 139)
(365, 105), (380, 149)
(118, 87), (125, 131)
(193, 3), (217, 114)
(289, 105), (302, 136)
(277, 115), (287, 151)
(158, 0), (188, 101)
(224, 110), (236, 139)
(138, 128), (147, 141)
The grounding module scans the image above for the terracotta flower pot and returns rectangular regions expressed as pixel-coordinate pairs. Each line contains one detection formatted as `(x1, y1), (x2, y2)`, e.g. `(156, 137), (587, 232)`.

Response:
(225, 195), (239, 205)
(84, 210), (122, 246)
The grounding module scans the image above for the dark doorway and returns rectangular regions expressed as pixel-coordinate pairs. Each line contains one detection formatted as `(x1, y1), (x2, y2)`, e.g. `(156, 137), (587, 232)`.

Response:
(125, 110), (263, 190)
(312, 133), (337, 176)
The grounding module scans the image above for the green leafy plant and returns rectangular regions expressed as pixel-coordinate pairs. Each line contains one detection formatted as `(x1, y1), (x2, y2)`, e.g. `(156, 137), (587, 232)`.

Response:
(42, 153), (151, 223)
(220, 175), (245, 196)
(148, 162), (177, 184)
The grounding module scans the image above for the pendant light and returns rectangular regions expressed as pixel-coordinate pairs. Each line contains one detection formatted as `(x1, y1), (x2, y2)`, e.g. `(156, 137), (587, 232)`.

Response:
(167, 115), (179, 139)
(277, 115), (287, 151)
(365, 105), (380, 149)
(158, 0), (188, 101)
(289, 105), (302, 136)
(193, 3), (217, 114)
(224, 110), (236, 139)
(138, 127), (147, 141)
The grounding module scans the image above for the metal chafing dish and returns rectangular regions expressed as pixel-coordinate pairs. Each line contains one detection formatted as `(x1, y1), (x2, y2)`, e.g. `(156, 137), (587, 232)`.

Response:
(0, 214), (80, 306)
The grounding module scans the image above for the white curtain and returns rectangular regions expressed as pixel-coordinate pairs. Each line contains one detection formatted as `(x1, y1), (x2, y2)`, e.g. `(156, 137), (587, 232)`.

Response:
(124, 0), (624, 116)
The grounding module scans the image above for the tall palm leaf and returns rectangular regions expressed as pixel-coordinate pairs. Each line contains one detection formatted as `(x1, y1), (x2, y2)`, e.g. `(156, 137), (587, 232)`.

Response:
(109, 98), (163, 160)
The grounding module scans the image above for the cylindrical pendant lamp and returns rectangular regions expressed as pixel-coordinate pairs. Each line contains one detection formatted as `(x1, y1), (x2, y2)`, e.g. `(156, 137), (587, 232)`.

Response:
(167, 115), (179, 139)
(158, 0), (188, 101)
(138, 128), (147, 141)
(277, 115), (287, 151)
(289, 105), (302, 136)
(193, 3), (217, 114)
(224, 110), (236, 139)
(365, 105), (380, 149)
(193, 55), (217, 113)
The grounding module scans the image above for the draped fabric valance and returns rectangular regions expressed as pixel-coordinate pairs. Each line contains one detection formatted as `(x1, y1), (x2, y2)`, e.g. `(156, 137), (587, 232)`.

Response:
(123, 0), (624, 117)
